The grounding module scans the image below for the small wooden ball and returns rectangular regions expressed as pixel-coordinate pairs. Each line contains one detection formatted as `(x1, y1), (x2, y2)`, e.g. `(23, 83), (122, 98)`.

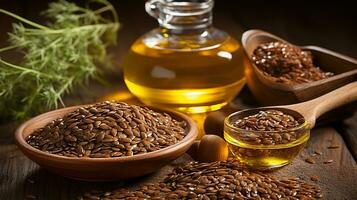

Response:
(196, 135), (228, 162)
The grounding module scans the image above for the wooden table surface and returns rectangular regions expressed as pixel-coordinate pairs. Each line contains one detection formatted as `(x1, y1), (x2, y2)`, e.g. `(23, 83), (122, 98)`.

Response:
(0, 1), (357, 199)
(0, 82), (356, 200)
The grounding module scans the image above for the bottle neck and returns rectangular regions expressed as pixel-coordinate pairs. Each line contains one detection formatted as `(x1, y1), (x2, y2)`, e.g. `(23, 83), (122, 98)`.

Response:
(146, 0), (214, 35)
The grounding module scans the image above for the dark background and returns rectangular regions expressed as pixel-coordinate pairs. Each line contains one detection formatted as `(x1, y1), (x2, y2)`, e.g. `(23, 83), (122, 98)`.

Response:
(1, 0), (357, 65)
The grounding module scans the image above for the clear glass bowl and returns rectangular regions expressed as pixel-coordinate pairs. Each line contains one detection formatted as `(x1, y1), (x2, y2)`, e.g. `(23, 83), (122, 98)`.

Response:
(224, 108), (310, 170)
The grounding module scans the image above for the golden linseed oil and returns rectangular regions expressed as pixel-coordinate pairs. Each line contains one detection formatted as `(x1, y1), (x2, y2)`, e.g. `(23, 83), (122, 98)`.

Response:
(123, 32), (245, 113)
(224, 131), (310, 170)
(123, 0), (245, 113)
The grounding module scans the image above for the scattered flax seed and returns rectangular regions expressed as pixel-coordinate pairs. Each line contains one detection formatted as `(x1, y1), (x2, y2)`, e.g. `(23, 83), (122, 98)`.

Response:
(310, 175), (320, 181)
(323, 159), (334, 164)
(305, 157), (316, 164)
(79, 160), (323, 199)
(327, 145), (339, 149)
(314, 149), (322, 155)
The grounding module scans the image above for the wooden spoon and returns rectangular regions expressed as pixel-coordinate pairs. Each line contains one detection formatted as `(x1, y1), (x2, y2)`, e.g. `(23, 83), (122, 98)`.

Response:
(282, 81), (357, 128)
(226, 82), (356, 132)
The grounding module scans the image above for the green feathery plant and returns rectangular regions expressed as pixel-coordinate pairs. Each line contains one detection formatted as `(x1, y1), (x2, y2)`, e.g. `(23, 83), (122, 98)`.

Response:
(0, 0), (119, 121)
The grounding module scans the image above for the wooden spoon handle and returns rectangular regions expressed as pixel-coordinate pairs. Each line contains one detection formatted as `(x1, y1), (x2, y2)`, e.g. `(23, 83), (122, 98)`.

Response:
(286, 82), (357, 128)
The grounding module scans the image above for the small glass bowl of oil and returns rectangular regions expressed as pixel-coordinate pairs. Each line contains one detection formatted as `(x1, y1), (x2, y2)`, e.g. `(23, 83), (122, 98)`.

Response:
(224, 109), (310, 170)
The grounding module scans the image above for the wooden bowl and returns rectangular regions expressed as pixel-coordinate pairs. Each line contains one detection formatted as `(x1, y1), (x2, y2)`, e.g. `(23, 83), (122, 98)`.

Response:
(15, 105), (198, 181)
(241, 29), (357, 105)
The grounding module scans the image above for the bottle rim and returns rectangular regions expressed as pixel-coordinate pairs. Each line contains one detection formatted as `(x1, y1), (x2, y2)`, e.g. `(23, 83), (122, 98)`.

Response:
(146, 0), (214, 30)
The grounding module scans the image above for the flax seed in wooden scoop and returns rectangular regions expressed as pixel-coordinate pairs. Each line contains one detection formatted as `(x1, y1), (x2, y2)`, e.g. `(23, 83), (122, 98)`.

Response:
(242, 29), (357, 105)
(224, 82), (357, 170)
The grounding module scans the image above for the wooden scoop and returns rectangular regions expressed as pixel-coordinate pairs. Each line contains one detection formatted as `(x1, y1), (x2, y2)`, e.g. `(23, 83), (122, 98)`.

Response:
(276, 82), (357, 128)
(241, 29), (357, 105)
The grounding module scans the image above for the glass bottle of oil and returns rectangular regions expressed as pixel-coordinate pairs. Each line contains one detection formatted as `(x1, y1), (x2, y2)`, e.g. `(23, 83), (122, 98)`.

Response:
(123, 0), (245, 113)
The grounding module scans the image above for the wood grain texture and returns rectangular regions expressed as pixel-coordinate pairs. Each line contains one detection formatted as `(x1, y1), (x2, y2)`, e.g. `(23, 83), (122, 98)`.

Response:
(335, 113), (357, 160)
(274, 127), (357, 199)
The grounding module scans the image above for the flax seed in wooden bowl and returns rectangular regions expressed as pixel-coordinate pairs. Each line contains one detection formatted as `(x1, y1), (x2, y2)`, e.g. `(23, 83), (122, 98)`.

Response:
(15, 102), (198, 181)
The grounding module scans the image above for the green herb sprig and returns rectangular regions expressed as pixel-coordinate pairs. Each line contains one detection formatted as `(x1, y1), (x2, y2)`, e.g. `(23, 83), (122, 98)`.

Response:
(0, 0), (119, 121)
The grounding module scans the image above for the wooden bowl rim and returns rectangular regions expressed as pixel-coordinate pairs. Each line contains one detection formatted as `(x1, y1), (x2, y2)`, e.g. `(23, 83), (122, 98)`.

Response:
(15, 105), (198, 164)
(241, 29), (357, 92)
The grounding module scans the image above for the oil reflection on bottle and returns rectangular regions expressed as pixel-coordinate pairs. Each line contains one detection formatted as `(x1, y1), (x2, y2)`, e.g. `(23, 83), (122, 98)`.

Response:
(123, 0), (245, 114)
